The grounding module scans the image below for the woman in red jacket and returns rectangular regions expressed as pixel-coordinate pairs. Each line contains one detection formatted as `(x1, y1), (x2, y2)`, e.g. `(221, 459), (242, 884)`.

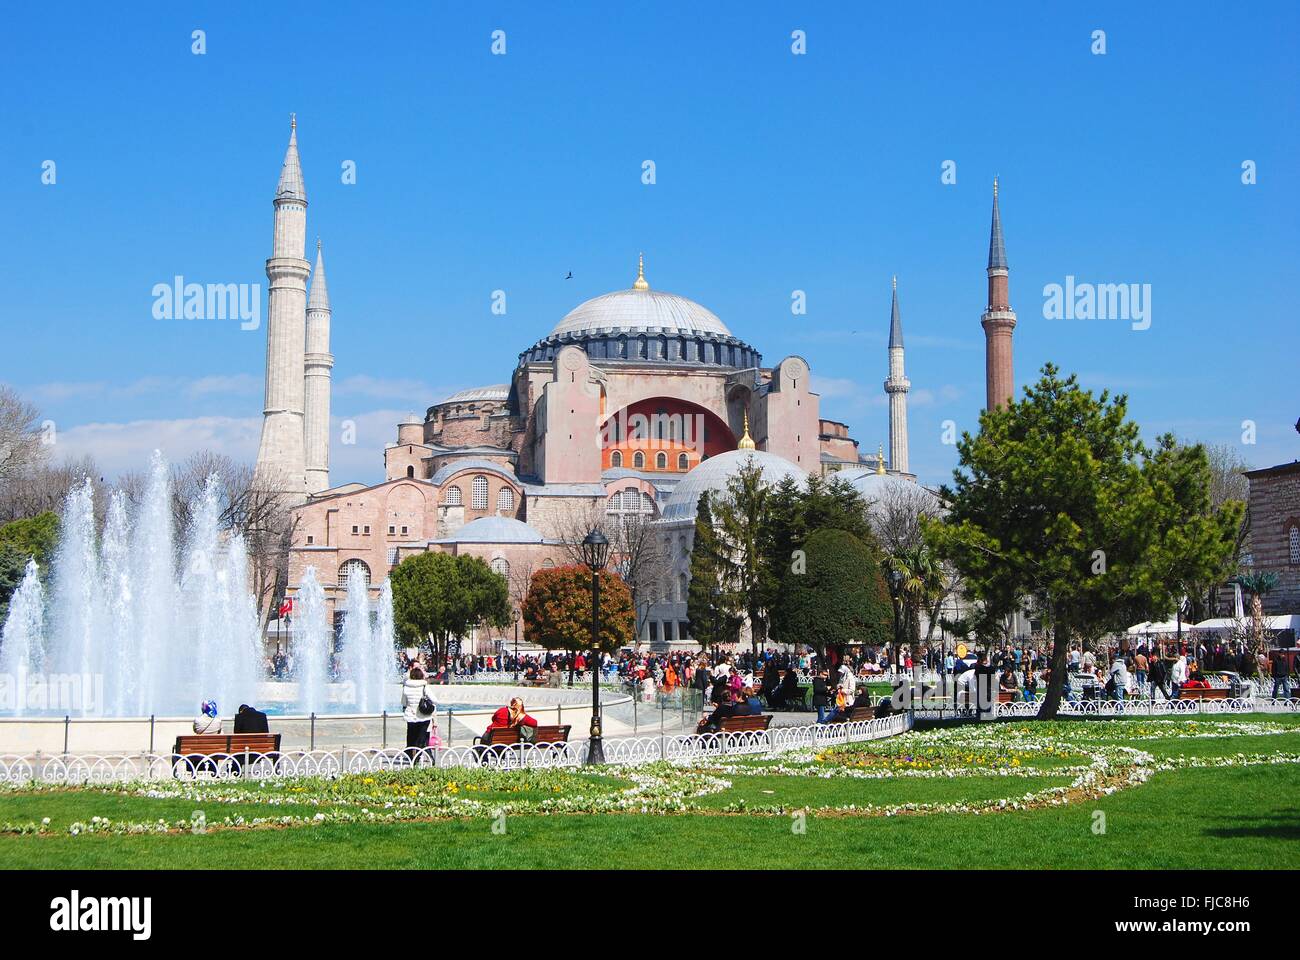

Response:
(484, 697), (538, 735)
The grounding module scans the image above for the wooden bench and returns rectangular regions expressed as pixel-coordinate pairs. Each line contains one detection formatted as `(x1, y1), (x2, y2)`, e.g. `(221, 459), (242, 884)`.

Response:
(172, 733), (281, 777)
(828, 705), (876, 723)
(173, 733), (281, 757)
(474, 724), (571, 746)
(718, 714), (773, 732)
(1175, 687), (1231, 700)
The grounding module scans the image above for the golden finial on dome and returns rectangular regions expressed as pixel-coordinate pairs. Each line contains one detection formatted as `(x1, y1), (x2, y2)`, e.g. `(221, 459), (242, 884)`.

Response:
(876, 444), (886, 474)
(738, 411), (756, 450)
(633, 252), (649, 291)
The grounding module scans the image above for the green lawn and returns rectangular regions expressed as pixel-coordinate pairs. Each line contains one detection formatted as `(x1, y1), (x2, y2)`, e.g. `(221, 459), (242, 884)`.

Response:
(2, 714), (1296, 869)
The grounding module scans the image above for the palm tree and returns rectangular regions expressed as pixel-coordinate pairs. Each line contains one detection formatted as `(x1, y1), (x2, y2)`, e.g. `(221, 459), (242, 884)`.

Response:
(1231, 572), (1279, 654)
(886, 545), (946, 660)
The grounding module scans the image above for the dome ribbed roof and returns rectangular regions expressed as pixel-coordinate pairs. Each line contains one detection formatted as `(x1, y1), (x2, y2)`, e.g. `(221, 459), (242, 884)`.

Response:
(661, 450), (805, 521)
(551, 287), (731, 339)
(438, 516), (545, 544)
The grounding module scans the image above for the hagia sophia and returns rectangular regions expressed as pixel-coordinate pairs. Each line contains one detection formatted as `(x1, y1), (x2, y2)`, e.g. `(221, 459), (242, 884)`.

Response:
(254, 120), (1018, 650)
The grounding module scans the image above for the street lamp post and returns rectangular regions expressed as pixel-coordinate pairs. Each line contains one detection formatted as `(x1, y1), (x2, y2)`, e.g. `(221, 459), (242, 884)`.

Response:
(889, 568), (904, 674)
(581, 528), (610, 765)
(512, 608), (520, 683)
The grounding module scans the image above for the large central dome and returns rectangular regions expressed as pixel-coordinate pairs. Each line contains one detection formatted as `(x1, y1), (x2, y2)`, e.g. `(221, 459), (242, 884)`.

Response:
(519, 255), (759, 370)
(551, 288), (731, 338)
(550, 256), (731, 338)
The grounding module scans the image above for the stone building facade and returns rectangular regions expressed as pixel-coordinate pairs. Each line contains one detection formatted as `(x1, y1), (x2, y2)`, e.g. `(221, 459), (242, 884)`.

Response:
(1244, 459), (1300, 614)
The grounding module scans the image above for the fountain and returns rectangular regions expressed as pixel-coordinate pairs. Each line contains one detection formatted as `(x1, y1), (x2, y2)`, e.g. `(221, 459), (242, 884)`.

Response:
(291, 567), (330, 716)
(0, 450), (399, 720)
(0, 561), (45, 715)
(338, 570), (397, 713)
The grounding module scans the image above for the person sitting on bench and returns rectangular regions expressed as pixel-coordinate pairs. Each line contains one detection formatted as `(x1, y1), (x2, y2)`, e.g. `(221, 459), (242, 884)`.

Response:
(483, 697), (538, 740)
(696, 690), (743, 734)
(769, 668), (801, 708)
(233, 703), (270, 734)
(741, 685), (763, 715)
(193, 699), (221, 734)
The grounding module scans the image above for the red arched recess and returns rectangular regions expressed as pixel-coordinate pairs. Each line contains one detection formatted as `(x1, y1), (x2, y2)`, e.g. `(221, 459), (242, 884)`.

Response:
(599, 398), (735, 473)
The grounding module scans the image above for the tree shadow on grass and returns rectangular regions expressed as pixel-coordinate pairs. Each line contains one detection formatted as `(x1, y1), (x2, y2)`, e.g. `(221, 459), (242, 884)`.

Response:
(1202, 809), (1300, 841)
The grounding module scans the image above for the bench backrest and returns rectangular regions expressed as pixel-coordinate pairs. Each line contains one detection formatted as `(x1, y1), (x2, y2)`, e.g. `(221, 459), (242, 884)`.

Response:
(719, 714), (772, 732)
(483, 724), (571, 745)
(173, 733), (281, 756)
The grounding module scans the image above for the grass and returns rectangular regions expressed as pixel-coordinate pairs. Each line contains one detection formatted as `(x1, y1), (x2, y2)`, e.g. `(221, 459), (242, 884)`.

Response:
(2, 714), (1297, 869)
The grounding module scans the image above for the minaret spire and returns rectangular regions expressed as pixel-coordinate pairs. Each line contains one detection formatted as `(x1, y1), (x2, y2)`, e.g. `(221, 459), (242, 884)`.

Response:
(255, 116), (311, 495)
(981, 177), (1016, 410)
(304, 238), (334, 494)
(884, 277), (910, 474)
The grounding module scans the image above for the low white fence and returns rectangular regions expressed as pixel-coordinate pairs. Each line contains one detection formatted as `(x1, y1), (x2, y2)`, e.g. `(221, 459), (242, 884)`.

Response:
(991, 696), (1300, 718)
(0, 713), (910, 785)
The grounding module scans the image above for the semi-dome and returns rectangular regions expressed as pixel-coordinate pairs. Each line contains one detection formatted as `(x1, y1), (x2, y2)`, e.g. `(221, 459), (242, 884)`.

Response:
(437, 515), (545, 544)
(661, 449), (805, 521)
(438, 385), (510, 405)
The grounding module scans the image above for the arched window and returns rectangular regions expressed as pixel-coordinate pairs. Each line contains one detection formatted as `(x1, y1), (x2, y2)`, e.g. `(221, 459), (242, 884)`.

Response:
(542, 558), (555, 569)
(633, 451), (645, 469)
(1290, 525), (1300, 565)
(497, 486), (514, 513)
(472, 475), (489, 510)
(406, 465), (414, 478)
(339, 559), (371, 590)
(678, 452), (689, 471)
(490, 557), (509, 578)
(678, 573), (688, 603)
(610, 450), (622, 468)
(444, 485), (462, 506)
(656, 452), (667, 470)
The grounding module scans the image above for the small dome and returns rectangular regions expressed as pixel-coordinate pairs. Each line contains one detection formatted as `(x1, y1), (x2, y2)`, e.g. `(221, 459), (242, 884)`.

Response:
(661, 449), (805, 521)
(551, 288), (731, 339)
(838, 469), (939, 516)
(441, 516), (545, 544)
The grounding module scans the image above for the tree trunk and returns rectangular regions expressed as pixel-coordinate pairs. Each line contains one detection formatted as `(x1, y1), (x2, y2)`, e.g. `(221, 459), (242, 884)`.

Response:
(1037, 621), (1070, 719)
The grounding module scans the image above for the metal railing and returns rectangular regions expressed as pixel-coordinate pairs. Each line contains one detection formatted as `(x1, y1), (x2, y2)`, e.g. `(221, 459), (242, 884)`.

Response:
(0, 713), (911, 785)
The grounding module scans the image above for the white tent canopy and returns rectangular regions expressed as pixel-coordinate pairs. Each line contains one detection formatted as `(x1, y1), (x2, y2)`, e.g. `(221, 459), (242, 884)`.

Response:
(1126, 620), (1185, 635)
(1190, 615), (1300, 633)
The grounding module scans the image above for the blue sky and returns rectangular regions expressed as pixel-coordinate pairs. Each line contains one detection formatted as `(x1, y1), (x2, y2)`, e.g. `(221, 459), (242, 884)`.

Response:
(1, 1), (1296, 486)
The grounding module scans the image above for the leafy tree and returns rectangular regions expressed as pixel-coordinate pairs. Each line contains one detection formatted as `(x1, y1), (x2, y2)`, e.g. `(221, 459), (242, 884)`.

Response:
(0, 512), (59, 621)
(388, 552), (511, 664)
(521, 564), (635, 661)
(771, 528), (892, 665)
(926, 364), (1242, 719)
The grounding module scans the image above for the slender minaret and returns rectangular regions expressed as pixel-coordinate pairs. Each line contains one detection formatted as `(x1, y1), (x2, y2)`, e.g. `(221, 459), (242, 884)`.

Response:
(304, 238), (333, 494)
(884, 275), (910, 474)
(255, 115), (310, 495)
(981, 177), (1016, 410)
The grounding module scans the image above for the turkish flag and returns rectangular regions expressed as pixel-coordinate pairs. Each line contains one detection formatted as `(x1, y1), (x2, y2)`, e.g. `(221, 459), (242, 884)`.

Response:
(279, 598), (294, 616)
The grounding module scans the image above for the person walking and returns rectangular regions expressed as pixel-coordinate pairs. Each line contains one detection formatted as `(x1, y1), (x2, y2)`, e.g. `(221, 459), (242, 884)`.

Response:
(402, 664), (435, 762)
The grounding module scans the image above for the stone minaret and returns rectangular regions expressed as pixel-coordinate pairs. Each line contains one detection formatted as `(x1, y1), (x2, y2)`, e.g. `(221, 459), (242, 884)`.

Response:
(981, 177), (1016, 410)
(304, 239), (333, 494)
(884, 275), (910, 474)
(255, 116), (310, 495)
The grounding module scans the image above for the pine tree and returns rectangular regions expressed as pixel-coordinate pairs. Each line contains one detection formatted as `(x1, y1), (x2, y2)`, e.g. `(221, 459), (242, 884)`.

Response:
(927, 364), (1243, 718)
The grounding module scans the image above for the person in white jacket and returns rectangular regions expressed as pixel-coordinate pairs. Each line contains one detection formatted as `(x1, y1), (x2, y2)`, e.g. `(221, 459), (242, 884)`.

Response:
(401, 665), (435, 760)
(1171, 654), (1188, 697)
